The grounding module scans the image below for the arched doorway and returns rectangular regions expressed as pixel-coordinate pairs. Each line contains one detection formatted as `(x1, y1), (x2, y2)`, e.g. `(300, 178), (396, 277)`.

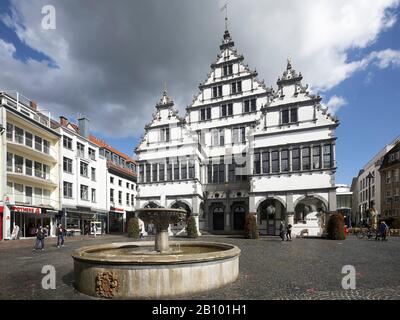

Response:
(258, 199), (286, 236)
(233, 206), (246, 230)
(171, 201), (192, 217)
(213, 207), (224, 230)
(293, 196), (327, 236)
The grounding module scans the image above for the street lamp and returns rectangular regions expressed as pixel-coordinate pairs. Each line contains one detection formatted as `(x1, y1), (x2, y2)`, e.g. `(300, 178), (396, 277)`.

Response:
(366, 172), (374, 225)
(366, 172), (374, 210)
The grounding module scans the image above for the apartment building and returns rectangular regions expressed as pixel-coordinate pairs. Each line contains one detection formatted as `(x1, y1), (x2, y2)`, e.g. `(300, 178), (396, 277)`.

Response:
(0, 91), (61, 240)
(58, 116), (108, 235)
(379, 141), (400, 227)
(351, 136), (400, 226)
(89, 135), (137, 233)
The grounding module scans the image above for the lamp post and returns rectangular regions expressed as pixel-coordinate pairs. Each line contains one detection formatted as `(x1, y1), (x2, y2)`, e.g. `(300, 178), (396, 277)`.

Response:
(366, 172), (374, 225)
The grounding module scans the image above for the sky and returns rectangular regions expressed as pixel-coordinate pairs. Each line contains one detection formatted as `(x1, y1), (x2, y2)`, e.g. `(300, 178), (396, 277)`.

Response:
(0, 0), (399, 185)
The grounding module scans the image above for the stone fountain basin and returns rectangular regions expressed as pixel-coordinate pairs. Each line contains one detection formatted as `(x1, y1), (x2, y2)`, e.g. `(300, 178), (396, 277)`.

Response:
(72, 241), (240, 299)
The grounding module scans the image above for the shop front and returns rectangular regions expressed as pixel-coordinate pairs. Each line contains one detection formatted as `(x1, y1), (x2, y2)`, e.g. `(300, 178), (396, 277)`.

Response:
(109, 207), (125, 233)
(63, 207), (108, 236)
(9, 205), (57, 238)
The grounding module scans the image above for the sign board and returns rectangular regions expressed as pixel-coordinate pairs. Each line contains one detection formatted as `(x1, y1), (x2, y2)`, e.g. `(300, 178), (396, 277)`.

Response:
(4, 195), (14, 206)
(11, 206), (41, 214)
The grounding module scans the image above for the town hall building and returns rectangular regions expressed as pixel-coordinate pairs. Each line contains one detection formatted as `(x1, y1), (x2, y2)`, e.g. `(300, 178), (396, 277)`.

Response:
(135, 24), (339, 237)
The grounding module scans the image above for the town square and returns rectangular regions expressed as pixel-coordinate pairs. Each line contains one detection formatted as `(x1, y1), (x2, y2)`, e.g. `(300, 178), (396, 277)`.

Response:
(0, 0), (400, 304)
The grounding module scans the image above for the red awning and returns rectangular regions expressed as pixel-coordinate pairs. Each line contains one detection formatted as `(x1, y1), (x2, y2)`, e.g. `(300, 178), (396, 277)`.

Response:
(0, 206), (3, 213)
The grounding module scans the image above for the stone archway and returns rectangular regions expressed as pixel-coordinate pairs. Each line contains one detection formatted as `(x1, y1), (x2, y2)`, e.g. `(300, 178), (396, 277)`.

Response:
(257, 198), (286, 236)
(170, 201), (192, 217)
(293, 196), (328, 236)
(294, 196), (327, 224)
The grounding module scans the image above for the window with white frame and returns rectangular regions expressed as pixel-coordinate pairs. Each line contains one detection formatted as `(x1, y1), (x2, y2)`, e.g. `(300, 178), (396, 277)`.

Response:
(243, 99), (256, 113)
(281, 108), (298, 124)
(231, 81), (242, 94)
(212, 85), (223, 98)
(63, 157), (73, 173)
(63, 181), (73, 198)
(200, 107), (212, 121)
(160, 127), (170, 142)
(221, 103), (233, 117)
(232, 127), (246, 144)
(222, 64), (233, 76)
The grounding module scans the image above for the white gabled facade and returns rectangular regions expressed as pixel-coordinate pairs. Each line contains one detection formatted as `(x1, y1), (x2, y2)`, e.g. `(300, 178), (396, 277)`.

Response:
(135, 26), (339, 237)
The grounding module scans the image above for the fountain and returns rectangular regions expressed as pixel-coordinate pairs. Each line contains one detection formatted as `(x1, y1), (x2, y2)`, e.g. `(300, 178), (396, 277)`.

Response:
(72, 207), (240, 299)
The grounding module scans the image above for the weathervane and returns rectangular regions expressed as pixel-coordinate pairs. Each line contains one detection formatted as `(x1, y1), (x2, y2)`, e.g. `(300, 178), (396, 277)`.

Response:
(221, 2), (229, 30)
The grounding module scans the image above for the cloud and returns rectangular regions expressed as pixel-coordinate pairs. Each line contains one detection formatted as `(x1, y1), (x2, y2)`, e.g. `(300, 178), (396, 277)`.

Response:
(326, 96), (348, 115)
(0, 0), (399, 138)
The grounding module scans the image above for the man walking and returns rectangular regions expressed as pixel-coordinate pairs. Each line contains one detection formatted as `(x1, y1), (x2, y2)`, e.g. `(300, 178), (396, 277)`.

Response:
(279, 220), (286, 241)
(286, 223), (293, 241)
(378, 221), (389, 241)
(56, 224), (65, 248)
(33, 226), (45, 251)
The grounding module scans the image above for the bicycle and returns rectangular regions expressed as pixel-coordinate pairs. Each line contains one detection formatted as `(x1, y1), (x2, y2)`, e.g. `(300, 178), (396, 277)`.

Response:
(355, 227), (376, 239)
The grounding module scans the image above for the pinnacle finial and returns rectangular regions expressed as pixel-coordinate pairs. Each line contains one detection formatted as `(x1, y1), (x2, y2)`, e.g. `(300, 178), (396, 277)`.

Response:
(287, 57), (292, 70)
(163, 81), (167, 94)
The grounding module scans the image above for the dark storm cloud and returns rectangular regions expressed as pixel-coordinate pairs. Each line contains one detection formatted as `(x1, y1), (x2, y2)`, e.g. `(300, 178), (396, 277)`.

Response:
(1, 0), (399, 138)
(2, 0), (225, 136)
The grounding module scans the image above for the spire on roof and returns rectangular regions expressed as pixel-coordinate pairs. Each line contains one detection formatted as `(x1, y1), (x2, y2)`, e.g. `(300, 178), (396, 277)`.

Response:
(277, 58), (303, 85)
(219, 3), (234, 50)
(155, 82), (174, 109)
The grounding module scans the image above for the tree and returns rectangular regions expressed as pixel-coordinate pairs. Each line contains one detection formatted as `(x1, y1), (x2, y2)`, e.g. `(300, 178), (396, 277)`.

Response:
(244, 213), (259, 239)
(127, 217), (140, 239)
(326, 213), (346, 240)
(186, 215), (199, 238)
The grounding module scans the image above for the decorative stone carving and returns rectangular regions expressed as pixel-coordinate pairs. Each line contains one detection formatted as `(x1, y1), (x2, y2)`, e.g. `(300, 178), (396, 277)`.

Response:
(95, 271), (120, 298)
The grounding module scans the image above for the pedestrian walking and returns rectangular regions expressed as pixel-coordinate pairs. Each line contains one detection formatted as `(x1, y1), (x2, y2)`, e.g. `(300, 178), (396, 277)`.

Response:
(92, 223), (98, 238)
(56, 224), (65, 248)
(279, 220), (286, 241)
(33, 226), (45, 251)
(286, 223), (292, 241)
(377, 221), (389, 241)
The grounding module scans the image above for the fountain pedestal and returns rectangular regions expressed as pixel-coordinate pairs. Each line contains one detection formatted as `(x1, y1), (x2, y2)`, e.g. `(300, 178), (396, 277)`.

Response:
(137, 207), (186, 253)
(155, 230), (169, 252)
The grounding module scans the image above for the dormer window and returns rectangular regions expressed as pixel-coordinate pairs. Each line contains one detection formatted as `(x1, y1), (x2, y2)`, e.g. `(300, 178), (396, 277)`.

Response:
(160, 127), (170, 142)
(223, 64), (233, 76)
(231, 81), (242, 94)
(200, 107), (212, 121)
(212, 85), (223, 98)
(281, 108), (298, 124)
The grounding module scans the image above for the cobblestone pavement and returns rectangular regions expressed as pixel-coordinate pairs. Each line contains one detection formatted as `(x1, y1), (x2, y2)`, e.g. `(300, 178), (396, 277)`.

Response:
(0, 234), (399, 300)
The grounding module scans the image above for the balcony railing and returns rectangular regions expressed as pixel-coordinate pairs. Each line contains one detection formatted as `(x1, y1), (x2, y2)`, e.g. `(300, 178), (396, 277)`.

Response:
(7, 134), (57, 159)
(7, 166), (57, 185)
(1, 91), (54, 129)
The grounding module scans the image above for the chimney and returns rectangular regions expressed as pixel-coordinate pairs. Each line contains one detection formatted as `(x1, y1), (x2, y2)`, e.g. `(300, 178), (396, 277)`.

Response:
(30, 101), (37, 110)
(59, 116), (68, 127)
(78, 117), (89, 138)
